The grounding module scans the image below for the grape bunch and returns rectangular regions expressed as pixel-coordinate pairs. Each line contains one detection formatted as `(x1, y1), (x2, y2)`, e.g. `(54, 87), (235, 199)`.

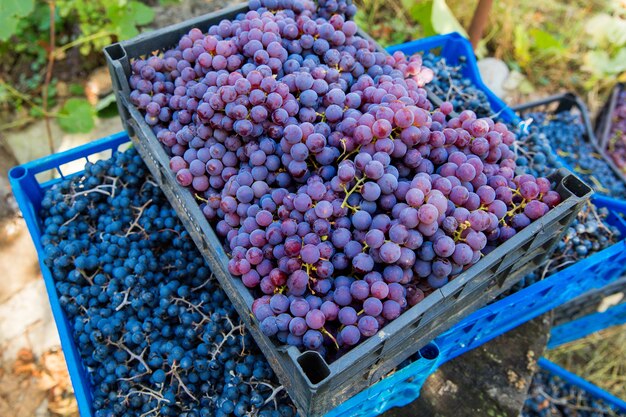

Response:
(607, 88), (626, 171)
(128, 0), (561, 358)
(40, 148), (295, 417)
(516, 111), (626, 199)
(522, 368), (626, 417)
(421, 53), (493, 119)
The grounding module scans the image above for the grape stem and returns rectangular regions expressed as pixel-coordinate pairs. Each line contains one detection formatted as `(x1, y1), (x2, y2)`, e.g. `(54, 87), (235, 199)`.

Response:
(341, 177), (366, 210)
(170, 362), (199, 402)
(321, 327), (339, 350)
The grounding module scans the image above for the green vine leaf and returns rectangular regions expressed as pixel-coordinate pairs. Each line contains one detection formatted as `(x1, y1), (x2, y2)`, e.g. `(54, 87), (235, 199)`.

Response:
(0, 0), (35, 41)
(58, 98), (96, 133)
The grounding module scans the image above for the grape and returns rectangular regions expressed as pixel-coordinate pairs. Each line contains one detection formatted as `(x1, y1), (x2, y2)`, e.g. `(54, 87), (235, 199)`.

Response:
(370, 281), (389, 299)
(340, 325), (360, 346)
(270, 293), (290, 313)
(382, 300), (402, 320)
(363, 297), (383, 316)
(303, 330), (324, 350)
(290, 299), (310, 317)
(357, 315), (379, 337)
(289, 317), (308, 336)
(305, 309), (326, 330)
(39, 147), (295, 416)
(350, 280), (370, 300)
(338, 306), (358, 325)
(379, 242), (401, 263)
(261, 316), (279, 336)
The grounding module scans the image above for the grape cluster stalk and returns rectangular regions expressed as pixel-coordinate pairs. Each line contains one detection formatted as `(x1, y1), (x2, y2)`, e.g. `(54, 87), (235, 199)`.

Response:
(127, 0), (561, 359)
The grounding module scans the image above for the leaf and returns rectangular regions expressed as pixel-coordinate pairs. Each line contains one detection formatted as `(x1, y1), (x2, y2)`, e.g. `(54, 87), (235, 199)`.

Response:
(127, 1), (155, 26)
(0, 0), (35, 41)
(95, 93), (119, 118)
(403, 0), (436, 38)
(107, 1), (155, 40)
(57, 98), (95, 133)
(430, 0), (467, 37)
(529, 28), (564, 52)
(69, 83), (85, 96)
(514, 26), (531, 68)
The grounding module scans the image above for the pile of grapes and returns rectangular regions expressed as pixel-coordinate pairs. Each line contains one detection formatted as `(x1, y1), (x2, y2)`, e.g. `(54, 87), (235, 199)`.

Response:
(128, 0), (561, 358)
(522, 368), (626, 417)
(40, 148), (295, 417)
(516, 111), (626, 199)
(607, 88), (626, 172)
(512, 203), (622, 290)
(421, 52), (493, 119)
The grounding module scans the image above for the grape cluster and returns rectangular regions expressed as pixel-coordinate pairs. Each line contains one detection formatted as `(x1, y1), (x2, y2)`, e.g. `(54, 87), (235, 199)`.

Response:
(40, 148), (295, 417)
(128, 0), (561, 358)
(517, 111), (626, 199)
(523, 368), (625, 417)
(421, 53), (493, 119)
(607, 89), (626, 171)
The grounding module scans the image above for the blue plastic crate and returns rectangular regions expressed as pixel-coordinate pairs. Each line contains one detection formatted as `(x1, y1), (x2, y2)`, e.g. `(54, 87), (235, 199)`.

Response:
(549, 301), (626, 349)
(534, 358), (626, 413)
(386, 32), (519, 123)
(8, 132), (132, 417)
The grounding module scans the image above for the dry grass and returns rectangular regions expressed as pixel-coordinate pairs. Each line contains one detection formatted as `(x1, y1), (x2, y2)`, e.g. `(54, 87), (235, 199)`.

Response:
(546, 324), (626, 399)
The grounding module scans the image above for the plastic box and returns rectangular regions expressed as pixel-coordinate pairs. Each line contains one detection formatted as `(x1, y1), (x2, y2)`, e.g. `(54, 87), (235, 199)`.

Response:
(553, 276), (626, 326)
(386, 32), (518, 123)
(532, 358), (626, 413)
(8, 132), (133, 417)
(9, 132), (624, 417)
(513, 93), (626, 201)
(549, 300), (626, 349)
(104, 8), (592, 414)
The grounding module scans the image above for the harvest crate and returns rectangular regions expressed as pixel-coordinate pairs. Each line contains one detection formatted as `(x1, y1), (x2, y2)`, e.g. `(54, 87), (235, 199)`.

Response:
(553, 277), (626, 326)
(8, 132), (132, 416)
(386, 33), (518, 123)
(104, 6), (592, 415)
(513, 93), (626, 200)
(9, 133), (621, 417)
(530, 358), (626, 414)
(549, 299), (626, 349)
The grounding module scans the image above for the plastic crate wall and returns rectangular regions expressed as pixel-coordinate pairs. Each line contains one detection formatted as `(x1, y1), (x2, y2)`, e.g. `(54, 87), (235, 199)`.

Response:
(549, 301), (626, 349)
(105, 10), (591, 416)
(386, 33), (518, 123)
(553, 276), (626, 325)
(535, 358), (626, 412)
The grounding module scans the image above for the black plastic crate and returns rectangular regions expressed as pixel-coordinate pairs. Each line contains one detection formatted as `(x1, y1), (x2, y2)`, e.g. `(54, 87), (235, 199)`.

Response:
(595, 83), (626, 176)
(104, 8), (592, 415)
(513, 92), (626, 196)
